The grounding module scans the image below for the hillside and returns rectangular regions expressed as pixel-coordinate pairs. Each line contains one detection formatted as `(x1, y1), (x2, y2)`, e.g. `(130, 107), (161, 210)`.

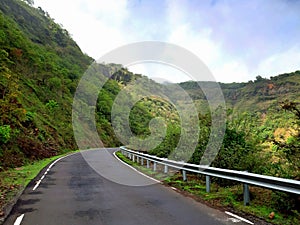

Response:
(1, 0), (299, 173)
(179, 71), (300, 112)
(0, 1), (299, 222)
(0, 0), (118, 168)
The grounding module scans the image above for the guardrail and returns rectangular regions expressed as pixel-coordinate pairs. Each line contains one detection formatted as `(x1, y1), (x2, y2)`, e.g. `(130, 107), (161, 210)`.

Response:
(120, 146), (300, 206)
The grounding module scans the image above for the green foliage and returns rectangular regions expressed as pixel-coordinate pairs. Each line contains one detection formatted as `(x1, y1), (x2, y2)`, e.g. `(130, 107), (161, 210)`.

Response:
(180, 70), (300, 112)
(25, 111), (35, 122)
(0, 125), (11, 144)
(45, 99), (58, 112)
(0, 0), (92, 168)
(148, 124), (181, 157)
(129, 101), (153, 136)
(0, 1), (299, 220)
(271, 100), (300, 179)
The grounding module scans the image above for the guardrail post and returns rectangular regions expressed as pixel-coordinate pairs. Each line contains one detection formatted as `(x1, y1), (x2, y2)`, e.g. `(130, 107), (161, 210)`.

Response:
(147, 160), (150, 168)
(182, 170), (187, 181)
(136, 156), (139, 163)
(141, 157), (144, 165)
(132, 154), (135, 162)
(243, 183), (250, 206)
(164, 165), (168, 174)
(206, 175), (211, 193)
(153, 162), (157, 172)
(128, 153), (131, 159)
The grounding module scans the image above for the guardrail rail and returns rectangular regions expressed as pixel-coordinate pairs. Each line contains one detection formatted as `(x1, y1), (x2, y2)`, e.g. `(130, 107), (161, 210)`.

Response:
(120, 146), (300, 205)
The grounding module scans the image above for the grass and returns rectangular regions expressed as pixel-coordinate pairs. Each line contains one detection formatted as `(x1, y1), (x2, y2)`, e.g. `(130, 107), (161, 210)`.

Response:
(0, 150), (79, 213)
(116, 151), (172, 180)
(116, 151), (300, 225)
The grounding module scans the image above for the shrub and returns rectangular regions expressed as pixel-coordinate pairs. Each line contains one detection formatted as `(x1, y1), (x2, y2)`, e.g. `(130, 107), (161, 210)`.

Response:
(0, 125), (11, 144)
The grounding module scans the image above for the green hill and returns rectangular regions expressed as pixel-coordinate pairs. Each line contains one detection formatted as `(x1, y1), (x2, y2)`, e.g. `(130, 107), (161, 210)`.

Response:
(1, 0), (299, 177)
(0, 1), (299, 221)
(0, 0), (120, 168)
(179, 71), (300, 112)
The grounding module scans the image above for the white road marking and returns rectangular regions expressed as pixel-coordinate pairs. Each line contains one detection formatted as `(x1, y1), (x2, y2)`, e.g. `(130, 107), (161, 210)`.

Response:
(115, 151), (255, 225)
(171, 187), (178, 191)
(225, 211), (254, 225)
(14, 214), (24, 225)
(227, 217), (241, 223)
(32, 153), (77, 191)
(113, 151), (160, 184)
(32, 180), (41, 191)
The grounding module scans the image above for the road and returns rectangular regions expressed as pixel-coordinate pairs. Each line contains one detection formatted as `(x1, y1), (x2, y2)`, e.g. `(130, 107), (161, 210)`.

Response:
(4, 148), (251, 225)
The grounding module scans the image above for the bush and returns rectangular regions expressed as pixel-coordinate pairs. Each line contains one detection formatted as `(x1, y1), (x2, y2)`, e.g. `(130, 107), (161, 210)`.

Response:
(0, 125), (11, 144)
(271, 191), (300, 215)
(45, 100), (58, 112)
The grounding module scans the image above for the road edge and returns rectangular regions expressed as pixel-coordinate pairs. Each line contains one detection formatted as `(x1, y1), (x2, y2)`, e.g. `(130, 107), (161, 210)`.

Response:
(0, 151), (79, 225)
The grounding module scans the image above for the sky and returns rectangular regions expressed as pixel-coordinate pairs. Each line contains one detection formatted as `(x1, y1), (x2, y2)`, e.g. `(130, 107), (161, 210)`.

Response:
(34, 0), (300, 83)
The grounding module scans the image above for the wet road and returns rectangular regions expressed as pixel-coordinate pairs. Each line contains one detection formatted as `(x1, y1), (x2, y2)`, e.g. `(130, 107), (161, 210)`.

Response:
(4, 148), (249, 225)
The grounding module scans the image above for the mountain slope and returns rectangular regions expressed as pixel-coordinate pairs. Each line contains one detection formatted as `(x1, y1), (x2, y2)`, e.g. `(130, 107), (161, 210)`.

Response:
(0, 0), (94, 168)
(179, 71), (300, 112)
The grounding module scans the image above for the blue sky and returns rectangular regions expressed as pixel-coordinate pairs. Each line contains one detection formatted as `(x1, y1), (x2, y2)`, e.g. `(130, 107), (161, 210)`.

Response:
(34, 0), (300, 83)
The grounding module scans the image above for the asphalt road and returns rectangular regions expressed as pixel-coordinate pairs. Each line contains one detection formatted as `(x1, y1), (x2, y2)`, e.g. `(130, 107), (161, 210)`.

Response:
(4, 148), (250, 225)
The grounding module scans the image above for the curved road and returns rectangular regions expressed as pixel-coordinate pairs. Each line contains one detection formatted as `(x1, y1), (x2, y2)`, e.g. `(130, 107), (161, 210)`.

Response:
(4, 148), (250, 225)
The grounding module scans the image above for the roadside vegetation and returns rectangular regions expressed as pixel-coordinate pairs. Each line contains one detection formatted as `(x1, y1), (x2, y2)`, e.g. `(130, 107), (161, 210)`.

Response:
(0, 150), (78, 217)
(0, 1), (299, 224)
(116, 151), (300, 225)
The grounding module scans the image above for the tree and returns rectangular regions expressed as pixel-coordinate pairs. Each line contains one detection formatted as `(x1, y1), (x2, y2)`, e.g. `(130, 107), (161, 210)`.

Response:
(254, 75), (265, 82)
(273, 100), (300, 179)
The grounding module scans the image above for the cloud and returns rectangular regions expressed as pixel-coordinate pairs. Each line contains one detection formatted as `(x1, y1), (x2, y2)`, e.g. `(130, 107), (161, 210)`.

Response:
(256, 45), (300, 78)
(128, 63), (191, 83)
(163, 0), (300, 82)
(35, 0), (129, 58)
(34, 0), (300, 83)
(163, 0), (251, 82)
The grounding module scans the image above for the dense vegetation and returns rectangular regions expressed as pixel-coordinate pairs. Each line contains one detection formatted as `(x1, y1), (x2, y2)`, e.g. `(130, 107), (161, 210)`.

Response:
(0, 0), (299, 222)
(0, 0), (122, 168)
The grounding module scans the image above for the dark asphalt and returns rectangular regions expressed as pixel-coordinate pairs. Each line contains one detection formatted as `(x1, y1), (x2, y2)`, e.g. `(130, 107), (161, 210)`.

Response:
(4, 148), (249, 225)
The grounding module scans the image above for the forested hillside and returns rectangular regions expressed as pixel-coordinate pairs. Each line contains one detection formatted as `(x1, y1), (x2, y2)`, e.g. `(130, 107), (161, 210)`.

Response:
(1, 0), (299, 179)
(179, 71), (300, 112)
(0, 0), (120, 168)
(0, 0), (299, 221)
(177, 71), (300, 179)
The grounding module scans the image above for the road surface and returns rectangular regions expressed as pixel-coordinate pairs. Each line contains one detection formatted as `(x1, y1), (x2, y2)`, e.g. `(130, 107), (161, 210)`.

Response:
(4, 148), (251, 225)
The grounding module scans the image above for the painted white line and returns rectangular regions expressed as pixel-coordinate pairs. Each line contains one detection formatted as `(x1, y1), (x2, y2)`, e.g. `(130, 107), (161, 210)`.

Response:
(32, 180), (41, 191)
(227, 217), (241, 223)
(32, 153), (78, 191)
(14, 214), (24, 225)
(113, 151), (160, 184)
(171, 187), (178, 191)
(225, 211), (254, 225)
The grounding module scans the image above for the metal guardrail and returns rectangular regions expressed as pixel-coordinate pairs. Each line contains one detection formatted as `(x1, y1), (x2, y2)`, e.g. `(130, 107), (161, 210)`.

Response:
(120, 146), (300, 205)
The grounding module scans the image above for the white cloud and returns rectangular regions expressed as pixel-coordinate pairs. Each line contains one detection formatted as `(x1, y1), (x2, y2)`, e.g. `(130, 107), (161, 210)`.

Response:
(212, 60), (250, 83)
(256, 45), (300, 78)
(164, 1), (251, 83)
(128, 63), (191, 84)
(33, 0), (300, 83)
(34, 0), (129, 58)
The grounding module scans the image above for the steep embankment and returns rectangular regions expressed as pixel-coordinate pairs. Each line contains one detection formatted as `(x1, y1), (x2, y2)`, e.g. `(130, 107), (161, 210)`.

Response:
(0, 0), (96, 168)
